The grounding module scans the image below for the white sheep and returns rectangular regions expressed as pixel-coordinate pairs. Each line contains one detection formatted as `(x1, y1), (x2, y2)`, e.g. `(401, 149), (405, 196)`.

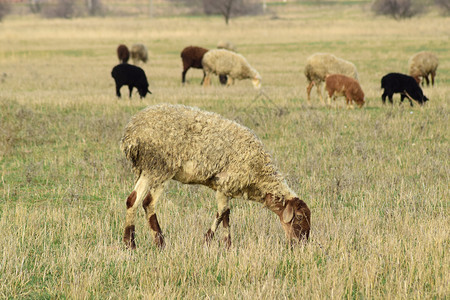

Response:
(217, 40), (237, 52)
(304, 53), (358, 104)
(202, 49), (262, 90)
(120, 104), (311, 249)
(130, 43), (148, 65)
(408, 51), (438, 86)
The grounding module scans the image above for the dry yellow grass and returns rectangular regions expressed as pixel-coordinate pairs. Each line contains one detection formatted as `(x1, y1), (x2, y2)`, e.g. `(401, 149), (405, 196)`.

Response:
(0, 3), (449, 298)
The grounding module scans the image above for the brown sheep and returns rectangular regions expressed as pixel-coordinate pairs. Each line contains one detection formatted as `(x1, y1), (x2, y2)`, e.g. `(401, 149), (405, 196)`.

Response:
(304, 53), (358, 104)
(325, 74), (365, 108)
(180, 46), (209, 84)
(117, 44), (129, 64)
(408, 51), (438, 86)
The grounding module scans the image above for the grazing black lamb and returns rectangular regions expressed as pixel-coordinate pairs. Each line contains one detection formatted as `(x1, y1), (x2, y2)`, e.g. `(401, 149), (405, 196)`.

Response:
(381, 73), (428, 106)
(111, 64), (151, 99)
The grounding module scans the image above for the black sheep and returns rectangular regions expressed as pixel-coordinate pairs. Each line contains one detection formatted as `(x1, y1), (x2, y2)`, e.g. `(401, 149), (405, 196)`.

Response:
(381, 73), (428, 106)
(111, 64), (151, 99)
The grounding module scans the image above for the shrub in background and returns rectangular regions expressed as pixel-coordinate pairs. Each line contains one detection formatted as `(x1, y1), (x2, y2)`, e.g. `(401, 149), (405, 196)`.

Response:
(371, 0), (424, 19)
(0, 1), (11, 21)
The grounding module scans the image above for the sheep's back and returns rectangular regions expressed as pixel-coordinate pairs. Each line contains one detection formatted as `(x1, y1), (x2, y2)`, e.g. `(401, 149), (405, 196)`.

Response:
(408, 52), (438, 74)
(121, 104), (272, 188)
(305, 53), (358, 82)
(203, 49), (254, 79)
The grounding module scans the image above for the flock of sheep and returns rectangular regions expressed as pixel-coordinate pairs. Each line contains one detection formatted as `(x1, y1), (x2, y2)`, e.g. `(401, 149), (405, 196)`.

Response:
(112, 42), (437, 108)
(111, 43), (438, 249)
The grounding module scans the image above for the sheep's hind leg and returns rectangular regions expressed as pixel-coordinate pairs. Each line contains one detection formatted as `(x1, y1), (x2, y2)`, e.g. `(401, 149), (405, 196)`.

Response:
(123, 173), (152, 249)
(306, 81), (314, 104)
(205, 191), (231, 248)
(142, 185), (166, 249)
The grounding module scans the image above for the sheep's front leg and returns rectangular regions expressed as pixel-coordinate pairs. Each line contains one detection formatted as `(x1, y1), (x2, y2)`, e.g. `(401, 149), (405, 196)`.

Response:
(226, 76), (234, 87)
(205, 191), (231, 248)
(316, 82), (324, 104)
(203, 72), (211, 87)
(124, 173), (151, 249)
(142, 185), (165, 249)
(128, 85), (134, 98)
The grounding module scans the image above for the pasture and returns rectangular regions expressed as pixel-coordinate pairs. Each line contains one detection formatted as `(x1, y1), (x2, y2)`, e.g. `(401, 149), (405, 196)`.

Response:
(0, 2), (449, 298)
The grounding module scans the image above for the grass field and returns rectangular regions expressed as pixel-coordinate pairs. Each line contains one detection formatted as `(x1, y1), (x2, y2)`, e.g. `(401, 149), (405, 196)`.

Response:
(0, 2), (449, 298)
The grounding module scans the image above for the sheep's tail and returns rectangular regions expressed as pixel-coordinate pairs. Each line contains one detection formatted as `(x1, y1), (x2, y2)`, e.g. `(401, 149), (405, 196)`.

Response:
(121, 136), (140, 168)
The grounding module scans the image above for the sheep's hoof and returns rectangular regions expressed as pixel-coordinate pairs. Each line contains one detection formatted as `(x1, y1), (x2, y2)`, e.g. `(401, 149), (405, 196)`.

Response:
(205, 229), (214, 245)
(222, 236), (232, 249)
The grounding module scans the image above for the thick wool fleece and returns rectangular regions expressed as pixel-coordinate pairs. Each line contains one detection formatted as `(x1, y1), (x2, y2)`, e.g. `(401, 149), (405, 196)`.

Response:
(121, 104), (295, 203)
(304, 53), (358, 84)
(408, 51), (438, 85)
(130, 44), (148, 64)
(202, 49), (260, 81)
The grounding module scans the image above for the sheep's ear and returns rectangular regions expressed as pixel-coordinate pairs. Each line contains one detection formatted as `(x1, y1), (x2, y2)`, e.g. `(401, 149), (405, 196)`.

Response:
(282, 202), (294, 223)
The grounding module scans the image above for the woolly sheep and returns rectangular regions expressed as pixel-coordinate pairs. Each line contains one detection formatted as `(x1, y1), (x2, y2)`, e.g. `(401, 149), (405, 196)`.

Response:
(304, 53), (358, 104)
(202, 49), (262, 90)
(130, 43), (148, 65)
(216, 41), (236, 85)
(117, 44), (130, 64)
(408, 51), (438, 86)
(180, 46), (209, 84)
(120, 104), (311, 249)
(325, 74), (365, 109)
(217, 40), (237, 52)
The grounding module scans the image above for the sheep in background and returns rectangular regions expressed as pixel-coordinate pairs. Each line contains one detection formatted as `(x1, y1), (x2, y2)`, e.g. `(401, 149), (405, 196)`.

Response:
(202, 49), (261, 90)
(111, 64), (151, 99)
(120, 104), (311, 249)
(408, 51), (438, 86)
(216, 41), (236, 84)
(325, 74), (365, 108)
(217, 40), (237, 52)
(381, 73), (428, 106)
(117, 44), (130, 64)
(180, 46), (209, 85)
(304, 53), (358, 104)
(130, 43), (148, 65)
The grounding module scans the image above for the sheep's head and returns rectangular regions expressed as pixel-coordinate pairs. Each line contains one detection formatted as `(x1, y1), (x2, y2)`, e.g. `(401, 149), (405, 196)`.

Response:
(252, 75), (262, 90)
(266, 194), (311, 243)
(280, 198), (311, 243)
(138, 87), (152, 99)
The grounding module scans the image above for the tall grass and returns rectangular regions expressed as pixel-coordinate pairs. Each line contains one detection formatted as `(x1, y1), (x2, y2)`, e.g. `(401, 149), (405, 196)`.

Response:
(0, 3), (448, 298)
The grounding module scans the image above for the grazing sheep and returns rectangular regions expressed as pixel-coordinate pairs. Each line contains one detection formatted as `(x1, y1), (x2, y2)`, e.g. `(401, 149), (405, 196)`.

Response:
(120, 104), (311, 249)
(111, 64), (151, 99)
(304, 53), (358, 104)
(130, 43), (148, 65)
(216, 41), (236, 85)
(117, 44), (130, 64)
(408, 51), (438, 86)
(381, 73), (428, 106)
(325, 74), (365, 108)
(202, 49), (261, 90)
(180, 46), (209, 85)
